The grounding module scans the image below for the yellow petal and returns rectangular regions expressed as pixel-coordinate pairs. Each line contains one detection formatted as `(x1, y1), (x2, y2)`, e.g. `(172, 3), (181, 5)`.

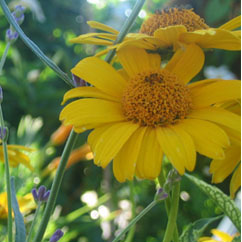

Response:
(135, 127), (163, 179)
(154, 25), (187, 49)
(61, 86), (120, 105)
(71, 57), (127, 98)
(165, 44), (204, 84)
(219, 15), (241, 31)
(178, 119), (229, 159)
(188, 107), (241, 132)
(70, 32), (117, 42)
(113, 127), (146, 182)
(210, 145), (240, 183)
(117, 46), (160, 77)
(180, 29), (241, 50)
(191, 80), (241, 108)
(71, 37), (113, 46)
(230, 164), (241, 198)
(60, 99), (125, 127)
(7, 145), (34, 152)
(88, 122), (139, 168)
(156, 126), (194, 174)
(87, 21), (119, 34)
(211, 229), (234, 242)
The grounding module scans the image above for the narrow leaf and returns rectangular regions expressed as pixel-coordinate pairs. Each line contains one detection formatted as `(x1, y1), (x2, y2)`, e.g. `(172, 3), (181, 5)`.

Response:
(185, 174), (241, 230)
(10, 177), (26, 242)
(179, 216), (222, 242)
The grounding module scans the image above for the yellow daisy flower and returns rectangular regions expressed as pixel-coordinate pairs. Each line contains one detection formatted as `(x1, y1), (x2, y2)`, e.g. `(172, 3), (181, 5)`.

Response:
(0, 144), (33, 170)
(60, 45), (240, 182)
(210, 101), (241, 198)
(70, 8), (241, 55)
(199, 229), (237, 242)
(0, 192), (35, 219)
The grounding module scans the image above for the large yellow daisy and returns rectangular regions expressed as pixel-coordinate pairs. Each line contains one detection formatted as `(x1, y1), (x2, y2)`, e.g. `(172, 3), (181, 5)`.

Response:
(210, 101), (241, 198)
(70, 8), (241, 56)
(60, 45), (240, 182)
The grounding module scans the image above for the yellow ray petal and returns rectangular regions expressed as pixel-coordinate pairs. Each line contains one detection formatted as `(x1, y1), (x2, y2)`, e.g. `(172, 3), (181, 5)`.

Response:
(154, 25), (187, 49)
(113, 127), (146, 182)
(178, 119), (229, 159)
(61, 86), (120, 105)
(135, 127), (163, 179)
(191, 80), (241, 108)
(180, 29), (241, 50)
(219, 15), (241, 31)
(71, 57), (127, 98)
(211, 229), (234, 242)
(188, 107), (241, 132)
(70, 32), (117, 43)
(230, 164), (241, 198)
(7, 145), (34, 152)
(60, 99), (125, 127)
(71, 37), (113, 46)
(210, 145), (240, 183)
(117, 46), (160, 77)
(156, 126), (194, 174)
(88, 122), (139, 168)
(87, 21), (119, 34)
(165, 44), (204, 84)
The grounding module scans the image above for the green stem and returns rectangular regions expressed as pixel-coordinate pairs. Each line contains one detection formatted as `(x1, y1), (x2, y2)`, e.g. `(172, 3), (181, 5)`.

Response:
(112, 200), (158, 242)
(0, 42), (10, 75)
(26, 202), (42, 242)
(0, 105), (12, 242)
(0, 0), (73, 87)
(124, 181), (136, 242)
(105, 0), (146, 62)
(162, 182), (180, 242)
(33, 130), (78, 242)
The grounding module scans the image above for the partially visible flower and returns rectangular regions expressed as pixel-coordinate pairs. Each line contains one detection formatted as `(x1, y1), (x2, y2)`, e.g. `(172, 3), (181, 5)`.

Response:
(70, 8), (241, 56)
(0, 144), (34, 170)
(51, 124), (73, 146)
(42, 144), (93, 176)
(32, 185), (50, 203)
(199, 229), (237, 242)
(60, 45), (240, 182)
(210, 101), (241, 198)
(204, 65), (237, 80)
(49, 229), (64, 242)
(0, 192), (35, 219)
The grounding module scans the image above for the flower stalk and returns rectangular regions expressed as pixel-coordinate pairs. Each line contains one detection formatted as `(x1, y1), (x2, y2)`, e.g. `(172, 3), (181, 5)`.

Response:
(0, 42), (10, 75)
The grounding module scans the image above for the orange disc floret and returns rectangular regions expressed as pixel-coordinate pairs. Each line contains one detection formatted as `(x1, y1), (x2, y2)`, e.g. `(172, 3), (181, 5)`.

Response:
(140, 8), (209, 36)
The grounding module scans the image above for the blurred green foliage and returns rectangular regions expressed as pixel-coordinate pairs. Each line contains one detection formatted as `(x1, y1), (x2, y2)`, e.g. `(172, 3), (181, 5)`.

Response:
(0, 0), (240, 241)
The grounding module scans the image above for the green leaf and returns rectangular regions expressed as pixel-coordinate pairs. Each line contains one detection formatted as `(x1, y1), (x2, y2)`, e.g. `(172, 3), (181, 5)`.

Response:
(10, 177), (26, 242)
(232, 235), (241, 242)
(185, 174), (241, 230)
(179, 216), (222, 242)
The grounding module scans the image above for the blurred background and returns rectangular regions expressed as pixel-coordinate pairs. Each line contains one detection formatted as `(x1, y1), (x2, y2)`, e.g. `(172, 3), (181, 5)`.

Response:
(0, 0), (240, 241)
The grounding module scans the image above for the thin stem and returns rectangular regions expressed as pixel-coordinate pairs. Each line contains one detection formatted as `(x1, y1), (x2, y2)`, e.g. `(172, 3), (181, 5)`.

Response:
(0, 105), (12, 242)
(0, 0), (73, 87)
(105, 0), (146, 62)
(0, 42), (10, 75)
(162, 182), (180, 242)
(26, 202), (42, 242)
(33, 130), (78, 242)
(124, 181), (136, 242)
(112, 200), (158, 242)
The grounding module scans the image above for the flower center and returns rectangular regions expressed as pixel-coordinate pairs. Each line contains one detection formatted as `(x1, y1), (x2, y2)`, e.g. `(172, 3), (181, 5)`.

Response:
(140, 8), (209, 36)
(122, 70), (192, 127)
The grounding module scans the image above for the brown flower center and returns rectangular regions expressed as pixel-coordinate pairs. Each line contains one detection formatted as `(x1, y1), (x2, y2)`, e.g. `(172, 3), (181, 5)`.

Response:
(122, 70), (192, 127)
(140, 8), (209, 36)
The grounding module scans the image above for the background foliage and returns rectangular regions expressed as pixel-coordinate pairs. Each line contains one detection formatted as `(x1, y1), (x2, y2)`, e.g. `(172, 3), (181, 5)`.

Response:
(0, 0), (240, 241)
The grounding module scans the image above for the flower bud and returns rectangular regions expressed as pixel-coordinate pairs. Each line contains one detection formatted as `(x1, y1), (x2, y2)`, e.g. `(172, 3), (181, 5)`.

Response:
(32, 185), (50, 203)
(6, 29), (19, 43)
(50, 229), (64, 242)
(12, 5), (25, 25)
(72, 74), (88, 87)
(154, 187), (168, 201)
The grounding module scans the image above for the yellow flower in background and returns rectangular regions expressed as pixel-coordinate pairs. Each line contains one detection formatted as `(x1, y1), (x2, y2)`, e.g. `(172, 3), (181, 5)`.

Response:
(70, 8), (241, 56)
(210, 101), (241, 198)
(199, 229), (237, 242)
(0, 144), (33, 170)
(60, 45), (240, 182)
(0, 192), (35, 219)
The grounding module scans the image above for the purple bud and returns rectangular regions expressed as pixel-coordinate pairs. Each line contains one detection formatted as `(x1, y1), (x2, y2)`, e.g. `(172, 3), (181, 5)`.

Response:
(37, 185), (46, 200)
(32, 188), (38, 201)
(0, 127), (7, 141)
(6, 29), (19, 42)
(72, 74), (89, 87)
(155, 187), (168, 201)
(50, 229), (64, 242)
(12, 5), (25, 25)
(0, 86), (3, 102)
(42, 190), (50, 202)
